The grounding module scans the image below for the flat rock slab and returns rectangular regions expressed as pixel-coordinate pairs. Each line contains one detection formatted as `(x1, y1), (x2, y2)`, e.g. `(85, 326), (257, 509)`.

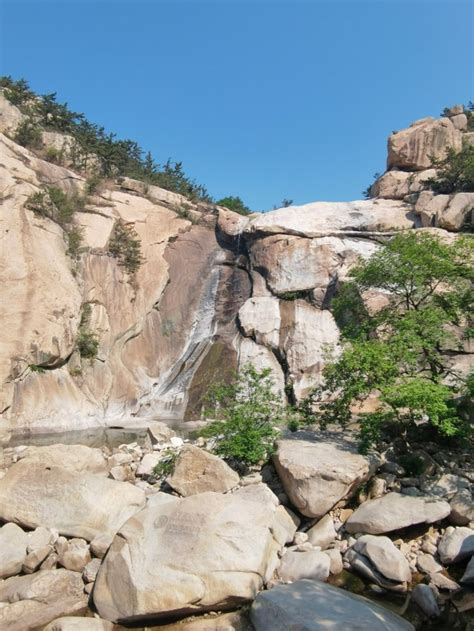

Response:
(273, 431), (377, 518)
(250, 579), (414, 630)
(346, 492), (450, 534)
(277, 549), (330, 583)
(16, 443), (108, 474)
(0, 460), (146, 541)
(0, 569), (88, 631)
(93, 484), (296, 623)
(167, 445), (239, 496)
(43, 618), (114, 630)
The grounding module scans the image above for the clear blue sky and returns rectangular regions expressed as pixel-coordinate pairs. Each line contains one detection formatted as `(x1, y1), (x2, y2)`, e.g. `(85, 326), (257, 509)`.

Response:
(1, 0), (472, 211)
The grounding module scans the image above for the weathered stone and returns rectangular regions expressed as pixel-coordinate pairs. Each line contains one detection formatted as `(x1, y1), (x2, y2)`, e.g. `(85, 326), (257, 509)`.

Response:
(250, 579), (414, 630)
(158, 610), (253, 630)
(307, 514), (337, 549)
(0, 460), (145, 540)
(136, 452), (162, 477)
(345, 548), (407, 592)
(412, 584), (440, 618)
(387, 117), (462, 171)
(90, 532), (114, 559)
(450, 490), (474, 526)
(0, 522), (28, 578)
(273, 432), (377, 518)
(58, 538), (91, 572)
(371, 169), (436, 199)
(421, 473), (470, 498)
(237, 338), (286, 397)
(346, 493), (450, 534)
(147, 421), (176, 444)
(23, 545), (52, 573)
(353, 535), (411, 583)
(168, 445), (239, 496)
(238, 297), (281, 349)
(0, 569), (87, 631)
(83, 557), (102, 583)
(438, 527), (474, 564)
(416, 553), (443, 574)
(324, 548), (343, 575)
(451, 113), (468, 131)
(93, 485), (296, 623)
(436, 192), (474, 231)
(429, 571), (460, 591)
(28, 526), (57, 552)
(278, 549), (330, 583)
(43, 618), (114, 631)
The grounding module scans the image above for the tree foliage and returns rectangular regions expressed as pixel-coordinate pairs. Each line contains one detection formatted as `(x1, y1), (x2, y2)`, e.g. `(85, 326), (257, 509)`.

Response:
(200, 365), (284, 465)
(426, 145), (474, 194)
(307, 232), (474, 450)
(216, 196), (251, 215)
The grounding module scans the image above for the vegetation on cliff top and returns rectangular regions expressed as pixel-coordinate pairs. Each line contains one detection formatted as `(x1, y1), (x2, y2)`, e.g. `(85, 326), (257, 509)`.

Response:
(1, 76), (214, 201)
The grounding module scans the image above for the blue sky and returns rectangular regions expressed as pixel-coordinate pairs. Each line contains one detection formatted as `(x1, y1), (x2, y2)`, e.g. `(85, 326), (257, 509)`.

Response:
(1, 0), (472, 211)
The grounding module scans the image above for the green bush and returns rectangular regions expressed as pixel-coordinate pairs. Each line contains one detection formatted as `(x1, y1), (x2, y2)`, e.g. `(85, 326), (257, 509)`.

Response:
(152, 449), (178, 477)
(108, 219), (143, 275)
(13, 118), (43, 149)
(278, 290), (310, 301)
(216, 196), (251, 215)
(426, 145), (474, 194)
(200, 364), (284, 466)
(67, 225), (84, 259)
(76, 304), (99, 359)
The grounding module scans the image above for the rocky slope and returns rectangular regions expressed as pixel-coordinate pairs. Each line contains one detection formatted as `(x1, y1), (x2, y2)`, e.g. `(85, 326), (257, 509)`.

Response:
(1, 95), (473, 439)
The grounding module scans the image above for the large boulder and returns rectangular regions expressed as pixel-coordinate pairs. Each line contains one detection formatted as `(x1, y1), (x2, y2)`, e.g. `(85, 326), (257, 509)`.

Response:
(0, 522), (29, 578)
(167, 445), (239, 496)
(245, 199), (415, 238)
(250, 579), (414, 631)
(0, 460), (145, 540)
(0, 569), (88, 631)
(346, 492), (451, 534)
(93, 485), (297, 623)
(273, 432), (377, 518)
(16, 443), (108, 474)
(371, 169), (436, 199)
(387, 117), (462, 171)
(436, 192), (474, 231)
(353, 535), (411, 582)
(438, 527), (474, 564)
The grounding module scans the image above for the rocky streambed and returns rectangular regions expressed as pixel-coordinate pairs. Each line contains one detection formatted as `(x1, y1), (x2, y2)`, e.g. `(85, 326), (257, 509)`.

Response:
(0, 425), (472, 630)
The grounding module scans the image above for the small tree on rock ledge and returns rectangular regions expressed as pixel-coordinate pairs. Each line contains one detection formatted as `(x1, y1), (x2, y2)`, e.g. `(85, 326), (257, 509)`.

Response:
(305, 231), (474, 451)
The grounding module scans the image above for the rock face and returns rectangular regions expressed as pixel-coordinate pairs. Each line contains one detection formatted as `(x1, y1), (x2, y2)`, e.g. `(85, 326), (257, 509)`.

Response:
(1, 92), (472, 432)
(273, 432), (377, 518)
(0, 460), (146, 540)
(250, 579), (414, 631)
(387, 117), (462, 171)
(93, 485), (296, 623)
(167, 445), (239, 496)
(0, 569), (88, 631)
(346, 492), (451, 534)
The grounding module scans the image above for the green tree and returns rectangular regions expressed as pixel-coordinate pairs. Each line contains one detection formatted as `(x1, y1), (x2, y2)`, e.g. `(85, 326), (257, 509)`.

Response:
(108, 219), (144, 275)
(426, 145), (474, 194)
(216, 196), (251, 215)
(307, 232), (474, 450)
(13, 118), (43, 149)
(200, 365), (284, 466)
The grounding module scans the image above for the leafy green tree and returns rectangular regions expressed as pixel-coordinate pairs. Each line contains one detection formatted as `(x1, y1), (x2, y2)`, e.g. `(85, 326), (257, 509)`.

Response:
(307, 232), (473, 450)
(426, 145), (474, 194)
(216, 196), (251, 215)
(200, 365), (284, 466)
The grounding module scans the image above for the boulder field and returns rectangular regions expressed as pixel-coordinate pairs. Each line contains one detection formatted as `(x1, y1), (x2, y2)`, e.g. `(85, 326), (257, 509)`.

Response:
(0, 425), (472, 629)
